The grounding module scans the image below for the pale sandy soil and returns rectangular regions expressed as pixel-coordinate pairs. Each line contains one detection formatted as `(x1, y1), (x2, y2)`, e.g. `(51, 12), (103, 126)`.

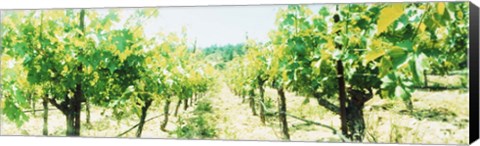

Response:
(0, 81), (469, 144)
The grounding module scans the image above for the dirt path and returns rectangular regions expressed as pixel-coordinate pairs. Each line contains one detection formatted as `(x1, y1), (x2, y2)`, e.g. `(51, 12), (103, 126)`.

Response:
(210, 83), (282, 141)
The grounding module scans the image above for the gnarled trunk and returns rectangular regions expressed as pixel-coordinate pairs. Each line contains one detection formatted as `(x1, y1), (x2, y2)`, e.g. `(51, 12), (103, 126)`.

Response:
(277, 88), (290, 140)
(66, 113), (75, 136)
(51, 96), (82, 136)
(72, 98), (82, 136)
(42, 97), (48, 136)
(136, 99), (153, 138)
(346, 103), (365, 142)
(249, 90), (257, 116)
(160, 97), (171, 132)
(174, 98), (182, 116)
(257, 76), (266, 125)
(346, 88), (373, 142)
(183, 99), (188, 110)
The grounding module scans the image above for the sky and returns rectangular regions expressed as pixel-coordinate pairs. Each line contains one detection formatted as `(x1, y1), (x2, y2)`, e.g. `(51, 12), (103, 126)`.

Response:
(138, 4), (325, 48)
(145, 5), (280, 48)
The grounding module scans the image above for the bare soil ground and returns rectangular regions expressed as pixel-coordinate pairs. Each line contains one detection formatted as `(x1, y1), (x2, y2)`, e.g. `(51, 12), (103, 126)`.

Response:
(1, 79), (469, 144)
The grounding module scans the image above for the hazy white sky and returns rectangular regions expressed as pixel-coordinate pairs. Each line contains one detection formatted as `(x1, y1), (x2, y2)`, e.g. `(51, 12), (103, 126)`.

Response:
(145, 5), (280, 48)
(137, 4), (325, 48)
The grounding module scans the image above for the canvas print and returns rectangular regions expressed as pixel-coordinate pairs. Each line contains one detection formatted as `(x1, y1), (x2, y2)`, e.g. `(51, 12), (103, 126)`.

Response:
(0, 1), (474, 144)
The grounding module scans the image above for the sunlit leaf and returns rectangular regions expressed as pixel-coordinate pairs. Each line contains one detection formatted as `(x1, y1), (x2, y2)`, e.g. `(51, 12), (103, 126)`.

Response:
(437, 2), (445, 15)
(376, 4), (404, 35)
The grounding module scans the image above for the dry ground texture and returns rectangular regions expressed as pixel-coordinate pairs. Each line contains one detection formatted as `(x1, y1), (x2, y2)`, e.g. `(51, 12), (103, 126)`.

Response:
(1, 75), (469, 144)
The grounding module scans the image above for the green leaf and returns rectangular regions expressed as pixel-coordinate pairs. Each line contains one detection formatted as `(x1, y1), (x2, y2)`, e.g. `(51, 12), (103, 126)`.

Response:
(398, 14), (409, 25)
(365, 47), (385, 63)
(396, 41), (413, 52)
(380, 73), (396, 89)
(113, 36), (126, 52)
(380, 73), (397, 99)
(27, 70), (41, 84)
(318, 7), (329, 16)
(409, 59), (421, 85)
(388, 47), (408, 69)
(14, 89), (28, 107)
(91, 51), (102, 69)
(281, 13), (295, 27)
(4, 99), (29, 127)
(13, 42), (27, 57)
(108, 62), (117, 74)
(378, 57), (393, 78)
